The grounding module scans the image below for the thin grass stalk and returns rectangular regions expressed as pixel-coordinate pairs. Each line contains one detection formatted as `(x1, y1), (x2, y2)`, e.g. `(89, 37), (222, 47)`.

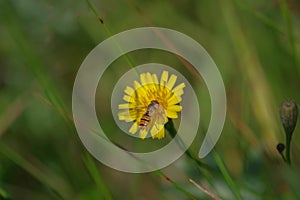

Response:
(279, 0), (300, 76)
(234, 0), (284, 34)
(214, 152), (243, 200)
(83, 153), (113, 200)
(0, 142), (67, 199)
(84, 0), (136, 74)
(153, 170), (197, 200)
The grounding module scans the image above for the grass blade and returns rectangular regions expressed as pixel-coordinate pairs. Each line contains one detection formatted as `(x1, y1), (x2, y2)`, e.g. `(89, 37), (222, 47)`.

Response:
(279, 0), (300, 75)
(153, 170), (197, 200)
(189, 178), (221, 200)
(82, 153), (113, 200)
(84, 0), (136, 71)
(214, 152), (242, 200)
(0, 142), (70, 199)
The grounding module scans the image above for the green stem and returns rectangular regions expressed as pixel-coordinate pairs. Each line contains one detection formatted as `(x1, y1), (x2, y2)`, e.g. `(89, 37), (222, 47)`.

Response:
(285, 133), (292, 165)
(83, 153), (113, 200)
(84, 0), (137, 75)
(234, 0), (284, 34)
(280, 152), (287, 163)
(279, 0), (300, 75)
(0, 142), (67, 199)
(165, 119), (217, 173)
(0, 188), (10, 200)
(214, 152), (243, 200)
(153, 170), (197, 200)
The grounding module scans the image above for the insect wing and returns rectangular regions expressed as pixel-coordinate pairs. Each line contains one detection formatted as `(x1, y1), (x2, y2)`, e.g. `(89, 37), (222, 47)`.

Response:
(149, 104), (166, 128)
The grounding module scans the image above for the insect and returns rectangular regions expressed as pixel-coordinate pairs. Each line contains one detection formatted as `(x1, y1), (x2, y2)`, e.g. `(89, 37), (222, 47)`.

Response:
(139, 100), (166, 130)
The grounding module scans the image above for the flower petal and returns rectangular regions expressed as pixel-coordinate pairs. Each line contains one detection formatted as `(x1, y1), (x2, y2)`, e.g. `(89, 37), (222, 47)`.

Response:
(167, 105), (182, 112)
(139, 129), (148, 139)
(168, 94), (181, 105)
(152, 74), (159, 84)
(166, 74), (177, 90)
(140, 73), (147, 85)
(151, 123), (164, 138)
(133, 80), (142, 90)
(160, 71), (168, 86)
(125, 86), (134, 96)
(172, 83), (185, 93)
(166, 110), (178, 118)
(129, 122), (138, 134)
(150, 124), (159, 137)
(118, 111), (135, 122)
(146, 72), (153, 84)
(173, 89), (184, 97)
(153, 127), (164, 139)
(118, 103), (130, 109)
(123, 95), (134, 102)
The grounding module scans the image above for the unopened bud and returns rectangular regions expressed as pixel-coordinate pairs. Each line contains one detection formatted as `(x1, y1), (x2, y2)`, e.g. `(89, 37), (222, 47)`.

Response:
(280, 100), (298, 136)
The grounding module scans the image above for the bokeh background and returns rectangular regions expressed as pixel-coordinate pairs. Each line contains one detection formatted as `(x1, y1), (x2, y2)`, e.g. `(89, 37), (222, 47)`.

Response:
(1, 0), (300, 199)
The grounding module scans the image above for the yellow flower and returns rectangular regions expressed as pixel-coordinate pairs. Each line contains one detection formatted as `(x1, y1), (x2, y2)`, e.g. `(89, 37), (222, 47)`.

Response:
(118, 70), (185, 139)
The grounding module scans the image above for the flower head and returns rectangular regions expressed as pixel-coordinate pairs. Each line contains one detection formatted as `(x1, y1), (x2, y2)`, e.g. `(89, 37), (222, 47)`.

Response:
(280, 100), (298, 136)
(118, 70), (185, 139)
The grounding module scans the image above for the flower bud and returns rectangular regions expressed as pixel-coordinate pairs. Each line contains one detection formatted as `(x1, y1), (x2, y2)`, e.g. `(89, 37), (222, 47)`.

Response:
(280, 100), (298, 136)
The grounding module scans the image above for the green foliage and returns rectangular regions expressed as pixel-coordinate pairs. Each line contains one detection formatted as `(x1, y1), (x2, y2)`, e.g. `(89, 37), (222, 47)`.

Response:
(0, 0), (299, 199)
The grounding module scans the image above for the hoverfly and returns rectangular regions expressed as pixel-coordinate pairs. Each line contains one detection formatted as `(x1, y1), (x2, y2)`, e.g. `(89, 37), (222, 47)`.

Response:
(139, 100), (166, 131)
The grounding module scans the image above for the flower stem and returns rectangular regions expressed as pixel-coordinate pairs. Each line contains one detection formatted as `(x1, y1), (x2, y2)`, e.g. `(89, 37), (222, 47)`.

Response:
(279, 100), (298, 166)
(285, 133), (292, 165)
(165, 119), (217, 173)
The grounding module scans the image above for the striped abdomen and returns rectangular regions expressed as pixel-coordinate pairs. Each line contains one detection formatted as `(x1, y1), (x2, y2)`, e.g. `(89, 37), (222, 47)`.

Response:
(139, 112), (151, 129)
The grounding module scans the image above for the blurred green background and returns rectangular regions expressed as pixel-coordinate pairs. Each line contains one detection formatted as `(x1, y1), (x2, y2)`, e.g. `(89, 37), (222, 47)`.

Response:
(1, 0), (300, 199)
